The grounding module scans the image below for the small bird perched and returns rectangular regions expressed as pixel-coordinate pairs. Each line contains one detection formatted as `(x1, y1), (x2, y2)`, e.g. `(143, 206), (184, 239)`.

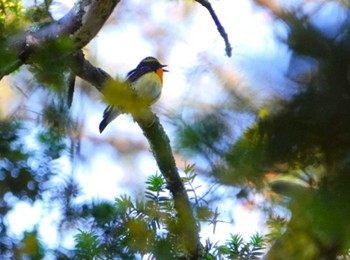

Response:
(99, 57), (167, 133)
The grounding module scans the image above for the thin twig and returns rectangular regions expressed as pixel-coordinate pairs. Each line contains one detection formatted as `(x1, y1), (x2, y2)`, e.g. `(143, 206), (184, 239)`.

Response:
(195, 0), (232, 57)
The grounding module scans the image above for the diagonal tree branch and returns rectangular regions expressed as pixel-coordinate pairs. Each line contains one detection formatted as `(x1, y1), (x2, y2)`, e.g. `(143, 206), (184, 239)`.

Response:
(195, 0), (232, 57)
(72, 51), (201, 258)
(1, 0), (120, 79)
(136, 113), (201, 258)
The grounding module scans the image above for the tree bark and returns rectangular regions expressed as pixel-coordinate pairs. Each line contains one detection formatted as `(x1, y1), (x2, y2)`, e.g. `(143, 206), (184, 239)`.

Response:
(0, 0), (120, 79)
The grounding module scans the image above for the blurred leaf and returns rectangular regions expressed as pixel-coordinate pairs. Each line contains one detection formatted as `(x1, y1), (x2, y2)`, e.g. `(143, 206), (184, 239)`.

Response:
(37, 128), (66, 159)
(146, 173), (165, 193)
(115, 195), (134, 217)
(30, 37), (76, 89)
(103, 78), (150, 117)
(218, 233), (266, 259)
(126, 217), (154, 254)
(18, 231), (43, 258)
(74, 229), (103, 259)
(196, 205), (213, 221)
(0, 0), (24, 23)
(24, 4), (51, 23)
(221, 123), (268, 186)
(175, 112), (230, 159)
(42, 99), (72, 130)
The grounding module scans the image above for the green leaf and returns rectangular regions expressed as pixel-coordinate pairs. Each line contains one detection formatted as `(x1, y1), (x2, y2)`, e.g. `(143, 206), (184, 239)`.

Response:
(74, 229), (103, 259)
(146, 173), (165, 192)
(115, 195), (134, 216)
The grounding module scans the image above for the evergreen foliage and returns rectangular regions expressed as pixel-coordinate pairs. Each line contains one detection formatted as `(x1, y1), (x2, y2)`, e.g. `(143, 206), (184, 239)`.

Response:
(1, 0), (350, 259)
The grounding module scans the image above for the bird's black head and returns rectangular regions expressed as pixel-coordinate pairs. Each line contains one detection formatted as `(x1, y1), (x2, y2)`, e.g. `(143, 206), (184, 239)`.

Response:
(138, 57), (167, 72)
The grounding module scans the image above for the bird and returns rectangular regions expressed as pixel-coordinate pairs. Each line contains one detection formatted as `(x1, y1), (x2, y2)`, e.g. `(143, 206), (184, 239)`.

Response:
(99, 57), (167, 133)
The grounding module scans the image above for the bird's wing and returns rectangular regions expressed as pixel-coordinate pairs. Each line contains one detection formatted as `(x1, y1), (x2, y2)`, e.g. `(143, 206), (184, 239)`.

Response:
(99, 105), (121, 133)
(99, 65), (155, 133)
(126, 66), (154, 84)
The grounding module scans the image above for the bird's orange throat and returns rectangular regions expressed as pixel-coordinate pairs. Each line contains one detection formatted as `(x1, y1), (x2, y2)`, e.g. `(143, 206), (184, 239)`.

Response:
(156, 68), (164, 84)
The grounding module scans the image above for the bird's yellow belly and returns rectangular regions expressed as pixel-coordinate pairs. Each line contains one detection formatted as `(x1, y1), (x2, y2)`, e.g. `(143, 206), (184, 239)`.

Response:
(132, 72), (162, 104)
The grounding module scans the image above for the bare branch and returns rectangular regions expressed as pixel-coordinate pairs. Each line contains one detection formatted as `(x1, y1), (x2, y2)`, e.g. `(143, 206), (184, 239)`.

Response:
(71, 51), (112, 92)
(195, 0), (232, 57)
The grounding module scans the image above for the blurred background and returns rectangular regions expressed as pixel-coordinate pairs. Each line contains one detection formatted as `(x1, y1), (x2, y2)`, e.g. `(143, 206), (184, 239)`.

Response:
(2, 0), (350, 258)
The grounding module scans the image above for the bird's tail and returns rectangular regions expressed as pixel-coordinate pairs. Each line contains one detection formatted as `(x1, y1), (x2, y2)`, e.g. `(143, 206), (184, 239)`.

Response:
(99, 106), (121, 133)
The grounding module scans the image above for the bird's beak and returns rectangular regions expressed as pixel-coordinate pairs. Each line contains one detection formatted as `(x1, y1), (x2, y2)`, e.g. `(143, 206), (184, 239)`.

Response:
(161, 64), (168, 72)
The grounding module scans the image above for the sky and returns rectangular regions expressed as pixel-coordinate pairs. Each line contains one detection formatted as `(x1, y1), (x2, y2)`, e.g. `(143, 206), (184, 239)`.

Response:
(4, 0), (329, 255)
